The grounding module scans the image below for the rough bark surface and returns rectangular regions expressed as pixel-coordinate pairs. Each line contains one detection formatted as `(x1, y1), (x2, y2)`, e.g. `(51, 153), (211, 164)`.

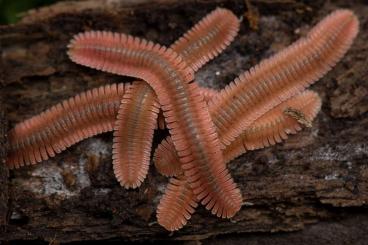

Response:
(0, 98), (8, 227)
(0, 0), (368, 243)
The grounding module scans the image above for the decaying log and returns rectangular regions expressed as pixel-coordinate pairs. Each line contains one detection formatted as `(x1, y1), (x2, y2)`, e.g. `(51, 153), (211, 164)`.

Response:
(0, 0), (367, 243)
(0, 98), (8, 227)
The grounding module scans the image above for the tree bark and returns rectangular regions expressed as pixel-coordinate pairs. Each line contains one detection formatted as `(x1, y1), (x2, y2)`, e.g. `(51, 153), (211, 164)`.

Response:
(0, 0), (368, 243)
(0, 98), (8, 228)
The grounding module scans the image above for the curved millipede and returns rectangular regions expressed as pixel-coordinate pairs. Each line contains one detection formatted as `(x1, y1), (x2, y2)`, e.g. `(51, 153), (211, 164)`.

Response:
(209, 9), (359, 146)
(7, 83), (127, 169)
(112, 8), (239, 188)
(155, 90), (322, 231)
(68, 31), (243, 216)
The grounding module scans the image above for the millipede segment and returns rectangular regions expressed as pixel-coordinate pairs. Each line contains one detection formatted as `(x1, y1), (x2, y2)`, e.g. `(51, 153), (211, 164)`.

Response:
(157, 175), (198, 231)
(112, 82), (160, 189)
(209, 9), (359, 146)
(6, 84), (216, 173)
(68, 30), (242, 217)
(154, 90), (321, 227)
(152, 9), (359, 227)
(223, 90), (322, 162)
(111, 8), (238, 187)
(154, 90), (321, 176)
(6, 7), (359, 233)
(7, 83), (126, 169)
(6, 7), (239, 191)
(153, 9), (359, 174)
(172, 8), (239, 72)
(156, 86), (217, 129)
(153, 137), (182, 177)
(157, 7), (238, 128)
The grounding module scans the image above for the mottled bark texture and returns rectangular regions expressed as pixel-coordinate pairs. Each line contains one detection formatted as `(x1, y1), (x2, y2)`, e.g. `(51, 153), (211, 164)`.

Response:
(0, 98), (8, 227)
(0, 0), (368, 243)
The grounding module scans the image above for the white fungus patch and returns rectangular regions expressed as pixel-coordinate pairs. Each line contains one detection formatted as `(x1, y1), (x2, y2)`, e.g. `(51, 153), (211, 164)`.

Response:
(74, 157), (91, 192)
(93, 188), (111, 196)
(311, 143), (368, 162)
(16, 158), (91, 198)
(10, 211), (23, 220)
(346, 161), (353, 169)
(14, 138), (112, 199)
(152, 182), (167, 205)
(156, 182), (166, 194)
(324, 173), (339, 181)
(83, 138), (110, 156)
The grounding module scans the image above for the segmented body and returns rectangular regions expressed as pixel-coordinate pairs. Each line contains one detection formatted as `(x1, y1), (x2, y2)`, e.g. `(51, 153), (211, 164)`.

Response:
(7, 84), (126, 169)
(6, 84), (219, 170)
(156, 10), (359, 157)
(210, 10), (358, 146)
(171, 8), (239, 72)
(112, 8), (239, 188)
(156, 175), (197, 231)
(222, 90), (321, 162)
(67, 29), (242, 216)
(7, 8), (239, 192)
(113, 82), (160, 189)
(154, 90), (321, 178)
(154, 10), (359, 231)
(155, 91), (321, 230)
(5, 8), (359, 232)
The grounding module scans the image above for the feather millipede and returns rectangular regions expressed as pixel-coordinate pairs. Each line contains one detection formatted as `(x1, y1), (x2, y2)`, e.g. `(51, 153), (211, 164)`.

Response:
(156, 175), (197, 231)
(7, 8), (240, 194)
(154, 90), (321, 180)
(5, 8), (359, 231)
(112, 82), (160, 189)
(111, 8), (239, 188)
(154, 90), (322, 231)
(153, 9), (359, 178)
(209, 9), (358, 146)
(6, 85), (220, 170)
(7, 83), (126, 169)
(171, 8), (239, 72)
(67, 20), (244, 217)
(153, 9), (359, 230)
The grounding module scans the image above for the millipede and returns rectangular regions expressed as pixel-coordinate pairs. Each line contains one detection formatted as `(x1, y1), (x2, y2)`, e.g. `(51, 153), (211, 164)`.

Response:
(7, 83), (127, 169)
(4, 8), (359, 231)
(153, 9), (358, 230)
(111, 8), (240, 189)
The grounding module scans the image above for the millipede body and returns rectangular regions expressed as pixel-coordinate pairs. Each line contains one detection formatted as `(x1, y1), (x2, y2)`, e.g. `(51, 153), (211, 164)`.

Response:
(4, 8), (359, 232)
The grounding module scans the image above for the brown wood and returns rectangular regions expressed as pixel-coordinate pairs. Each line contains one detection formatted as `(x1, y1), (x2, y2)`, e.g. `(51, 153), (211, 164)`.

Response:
(0, 0), (368, 243)
(0, 99), (8, 227)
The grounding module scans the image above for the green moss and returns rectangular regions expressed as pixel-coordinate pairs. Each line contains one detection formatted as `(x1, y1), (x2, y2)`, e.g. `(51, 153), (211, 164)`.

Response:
(0, 0), (58, 24)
